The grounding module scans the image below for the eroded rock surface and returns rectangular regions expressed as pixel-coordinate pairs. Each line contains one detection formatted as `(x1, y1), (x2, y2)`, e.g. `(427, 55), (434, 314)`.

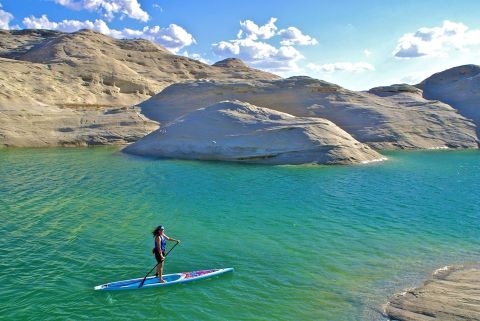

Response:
(124, 101), (384, 165)
(385, 265), (480, 321)
(140, 77), (478, 150)
(420, 64), (480, 136)
(0, 102), (158, 147)
(0, 29), (278, 147)
(0, 29), (279, 106)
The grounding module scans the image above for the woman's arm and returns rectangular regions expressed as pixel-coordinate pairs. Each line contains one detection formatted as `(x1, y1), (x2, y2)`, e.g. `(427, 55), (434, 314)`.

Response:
(165, 234), (180, 243)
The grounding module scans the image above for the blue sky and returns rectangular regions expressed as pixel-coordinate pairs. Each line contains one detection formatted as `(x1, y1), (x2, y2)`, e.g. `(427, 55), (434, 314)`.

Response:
(1, 0), (479, 90)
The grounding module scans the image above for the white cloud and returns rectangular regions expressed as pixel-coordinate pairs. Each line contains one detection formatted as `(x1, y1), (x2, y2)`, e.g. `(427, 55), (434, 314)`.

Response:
(22, 15), (195, 53)
(394, 20), (480, 58)
(23, 14), (110, 33)
(213, 38), (276, 60)
(278, 27), (318, 46)
(212, 18), (317, 73)
(251, 45), (303, 72)
(363, 49), (371, 57)
(0, 2), (14, 29)
(140, 24), (196, 53)
(237, 17), (277, 40)
(307, 62), (375, 73)
(152, 3), (163, 11)
(213, 38), (303, 72)
(53, 0), (149, 22)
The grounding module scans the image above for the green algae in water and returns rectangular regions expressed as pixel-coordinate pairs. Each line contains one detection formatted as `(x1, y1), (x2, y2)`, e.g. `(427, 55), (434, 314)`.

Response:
(0, 148), (479, 320)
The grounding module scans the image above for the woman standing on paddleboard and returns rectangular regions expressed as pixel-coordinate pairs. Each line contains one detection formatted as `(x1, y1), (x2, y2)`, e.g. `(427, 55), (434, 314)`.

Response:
(152, 225), (180, 283)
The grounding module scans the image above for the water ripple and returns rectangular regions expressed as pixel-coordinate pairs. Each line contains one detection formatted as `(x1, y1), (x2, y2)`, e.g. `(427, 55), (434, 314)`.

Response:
(0, 148), (479, 320)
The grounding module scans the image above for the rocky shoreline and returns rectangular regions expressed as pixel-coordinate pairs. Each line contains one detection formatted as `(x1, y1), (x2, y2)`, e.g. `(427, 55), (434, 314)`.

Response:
(384, 265), (480, 321)
(0, 103), (158, 147)
(0, 29), (479, 165)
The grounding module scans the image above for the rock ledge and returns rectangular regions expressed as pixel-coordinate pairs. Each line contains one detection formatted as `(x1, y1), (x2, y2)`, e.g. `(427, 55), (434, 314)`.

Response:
(385, 265), (480, 321)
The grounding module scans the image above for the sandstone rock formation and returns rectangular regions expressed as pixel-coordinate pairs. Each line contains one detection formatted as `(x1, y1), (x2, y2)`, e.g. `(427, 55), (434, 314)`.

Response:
(368, 84), (478, 148)
(1, 29), (478, 152)
(419, 64), (480, 136)
(0, 29), (278, 147)
(385, 265), (480, 321)
(140, 77), (479, 149)
(0, 102), (158, 147)
(124, 101), (384, 165)
(0, 29), (279, 106)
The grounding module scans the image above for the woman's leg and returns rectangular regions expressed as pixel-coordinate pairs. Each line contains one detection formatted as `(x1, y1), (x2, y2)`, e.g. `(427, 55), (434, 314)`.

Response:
(156, 261), (162, 278)
(158, 260), (165, 282)
(154, 251), (161, 277)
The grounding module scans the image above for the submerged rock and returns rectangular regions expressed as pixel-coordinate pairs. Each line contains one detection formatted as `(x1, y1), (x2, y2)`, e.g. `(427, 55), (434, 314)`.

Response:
(384, 265), (480, 321)
(140, 77), (478, 150)
(124, 101), (384, 165)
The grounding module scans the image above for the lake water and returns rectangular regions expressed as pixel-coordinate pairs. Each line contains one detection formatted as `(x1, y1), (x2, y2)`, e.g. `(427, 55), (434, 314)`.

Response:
(1, 148), (479, 320)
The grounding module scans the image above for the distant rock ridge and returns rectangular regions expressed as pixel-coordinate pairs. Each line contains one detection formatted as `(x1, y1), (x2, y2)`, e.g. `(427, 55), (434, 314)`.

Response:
(418, 64), (480, 88)
(140, 77), (478, 150)
(213, 58), (248, 68)
(368, 84), (422, 96)
(124, 100), (384, 165)
(419, 64), (480, 137)
(0, 28), (279, 107)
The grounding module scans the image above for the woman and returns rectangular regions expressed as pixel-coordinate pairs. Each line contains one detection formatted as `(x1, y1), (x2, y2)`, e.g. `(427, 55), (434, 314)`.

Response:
(152, 225), (180, 283)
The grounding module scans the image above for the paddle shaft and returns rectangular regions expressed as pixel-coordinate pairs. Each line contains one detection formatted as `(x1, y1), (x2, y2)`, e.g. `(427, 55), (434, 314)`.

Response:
(138, 242), (179, 288)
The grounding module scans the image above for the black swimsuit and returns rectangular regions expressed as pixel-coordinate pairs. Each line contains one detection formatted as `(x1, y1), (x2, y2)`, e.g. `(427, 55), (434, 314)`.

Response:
(154, 249), (166, 263)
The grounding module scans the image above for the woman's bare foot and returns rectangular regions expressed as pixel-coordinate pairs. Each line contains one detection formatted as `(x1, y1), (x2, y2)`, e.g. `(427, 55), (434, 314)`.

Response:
(160, 278), (165, 283)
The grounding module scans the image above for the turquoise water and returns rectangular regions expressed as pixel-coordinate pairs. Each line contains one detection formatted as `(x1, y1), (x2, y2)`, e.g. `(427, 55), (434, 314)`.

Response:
(1, 148), (479, 320)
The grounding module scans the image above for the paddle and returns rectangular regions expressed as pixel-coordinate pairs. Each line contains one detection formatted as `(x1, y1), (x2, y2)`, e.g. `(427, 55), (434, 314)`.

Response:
(138, 241), (179, 288)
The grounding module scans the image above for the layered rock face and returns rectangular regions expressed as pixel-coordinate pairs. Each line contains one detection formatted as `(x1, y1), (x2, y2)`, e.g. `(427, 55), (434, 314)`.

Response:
(124, 101), (384, 165)
(1, 29), (478, 154)
(140, 77), (479, 149)
(0, 29), (278, 147)
(0, 102), (158, 147)
(0, 29), (279, 106)
(419, 64), (480, 136)
(368, 84), (478, 148)
(385, 265), (480, 321)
